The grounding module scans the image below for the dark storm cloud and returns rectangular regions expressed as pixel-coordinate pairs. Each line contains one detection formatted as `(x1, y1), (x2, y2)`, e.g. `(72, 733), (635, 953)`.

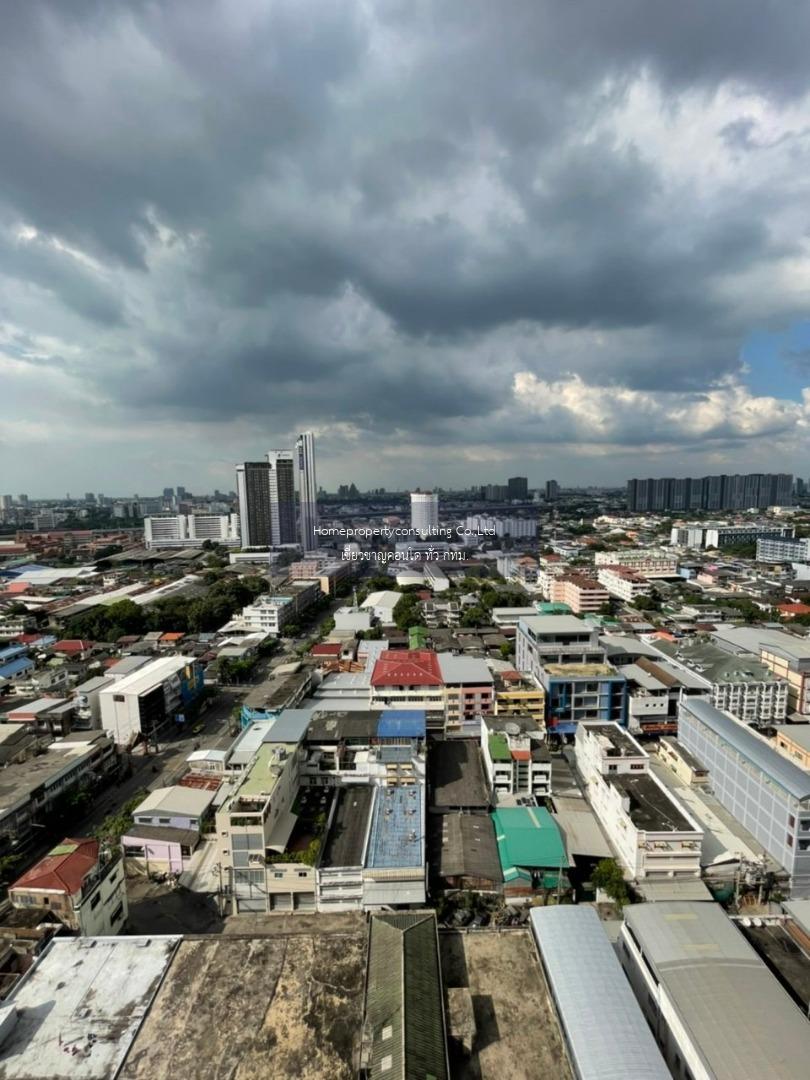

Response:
(2, 0), (810, 487)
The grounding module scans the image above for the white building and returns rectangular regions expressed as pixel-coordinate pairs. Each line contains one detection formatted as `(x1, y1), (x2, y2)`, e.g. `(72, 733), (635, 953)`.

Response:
(480, 715), (551, 799)
(620, 902), (810, 1080)
(333, 606), (373, 633)
(143, 513), (240, 549)
(410, 492), (439, 535)
(593, 550), (679, 577)
(597, 565), (650, 603)
(296, 431), (319, 553)
(361, 590), (401, 625)
(98, 655), (201, 746)
(575, 722), (703, 881)
(465, 514), (536, 539)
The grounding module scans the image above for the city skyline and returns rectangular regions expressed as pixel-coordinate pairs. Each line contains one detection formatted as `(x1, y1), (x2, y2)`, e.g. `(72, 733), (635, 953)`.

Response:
(4, 2), (810, 493)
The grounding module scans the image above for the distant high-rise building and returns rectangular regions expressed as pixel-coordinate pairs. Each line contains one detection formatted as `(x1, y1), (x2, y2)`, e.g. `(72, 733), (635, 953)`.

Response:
(0, 496), (12, 512)
(545, 480), (560, 501)
(17, 494), (28, 505)
(162, 487), (174, 500)
(84, 492), (96, 504)
(483, 484), (508, 501)
(627, 473), (793, 512)
(266, 449), (296, 544)
(507, 476), (529, 501)
(176, 486), (187, 500)
(296, 432), (319, 553)
(236, 462), (273, 548)
(410, 492), (439, 535)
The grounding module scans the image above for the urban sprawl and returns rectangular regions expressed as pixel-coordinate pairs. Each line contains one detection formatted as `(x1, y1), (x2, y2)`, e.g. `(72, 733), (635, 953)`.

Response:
(1, 460), (810, 1076)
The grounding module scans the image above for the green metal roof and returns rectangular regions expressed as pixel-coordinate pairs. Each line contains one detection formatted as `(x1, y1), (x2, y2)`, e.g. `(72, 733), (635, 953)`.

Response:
(409, 626), (428, 650)
(492, 807), (567, 882)
(488, 733), (512, 762)
(366, 912), (449, 1080)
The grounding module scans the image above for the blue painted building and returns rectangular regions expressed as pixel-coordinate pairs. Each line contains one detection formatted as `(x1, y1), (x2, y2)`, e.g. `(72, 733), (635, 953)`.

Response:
(540, 663), (627, 737)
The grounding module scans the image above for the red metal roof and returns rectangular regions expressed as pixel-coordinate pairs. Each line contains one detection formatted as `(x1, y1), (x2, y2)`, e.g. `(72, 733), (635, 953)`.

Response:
(511, 749), (531, 761)
(3, 582), (31, 594)
(371, 649), (443, 687)
(160, 632), (186, 641)
(10, 837), (99, 897)
(779, 602), (810, 616)
(311, 642), (342, 656)
(179, 774), (221, 791)
(50, 639), (94, 654)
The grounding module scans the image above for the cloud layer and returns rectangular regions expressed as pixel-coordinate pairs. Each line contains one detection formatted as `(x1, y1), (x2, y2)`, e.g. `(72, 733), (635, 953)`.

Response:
(2, 0), (810, 493)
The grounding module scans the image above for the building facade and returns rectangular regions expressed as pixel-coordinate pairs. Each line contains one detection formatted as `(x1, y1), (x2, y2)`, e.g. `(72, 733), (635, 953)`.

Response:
(629, 473), (793, 512)
(144, 513), (240, 549)
(410, 492), (439, 536)
(296, 432), (319, 553)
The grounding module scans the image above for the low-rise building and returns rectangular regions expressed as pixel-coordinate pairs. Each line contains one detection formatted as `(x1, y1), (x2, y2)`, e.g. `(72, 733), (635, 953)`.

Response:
(493, 670), (545, 723)
(9, 837), (127, 936)
(620, 901), (810, 1080)
(515, 615), (605, 684)
(370, 650), (445, 730)
(773, 724), (810, 770)
(98, 655), (203, 747)
(593, 549), (679, 577)
(576, 722), (703, 881)
(596, 566), (650, 604)
(541, 663), (628, 737)
(361, 590), (401, 625)
(481, 715), (551, 800)
(657, 737), (710, 786)
(437, 654), (493, 732)
(678, 697), (810, 895)
(491, 806), (568, 899)
(549, 574), (610, 614)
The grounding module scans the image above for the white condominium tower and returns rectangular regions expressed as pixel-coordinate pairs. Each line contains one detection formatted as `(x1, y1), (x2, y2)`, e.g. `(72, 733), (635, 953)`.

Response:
(410, 491), (439, 536)
(296, 431), (319, 552)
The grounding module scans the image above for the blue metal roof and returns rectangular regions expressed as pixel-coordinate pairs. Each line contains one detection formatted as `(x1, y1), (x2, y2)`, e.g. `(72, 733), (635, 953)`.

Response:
(0, 644), (28, 662)
(377, 710), (426, 739)
(0, 657), (34, 679)
(0, 563), (50, 578)
(530, 906), (669, 1080)
(682, 697), (810, 801)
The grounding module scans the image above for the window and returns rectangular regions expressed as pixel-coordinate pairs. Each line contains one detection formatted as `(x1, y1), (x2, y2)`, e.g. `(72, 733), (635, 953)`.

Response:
(789, 814), (796, 829)
(113, 694), (125, 702)
(381, 1025), (393, 1041)
(90, 892), (101, 911)
(787, 834), (793, 847)
(630, 764), (644, 771)
(273, 872), (284, 879)
(110, 902), (124, 924)
(297, 871), (308, 878)
(381, 1055), (393, 1073)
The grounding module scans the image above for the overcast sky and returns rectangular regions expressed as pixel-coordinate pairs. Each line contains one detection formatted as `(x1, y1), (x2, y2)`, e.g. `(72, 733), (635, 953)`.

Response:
(3, 0), (810, 496)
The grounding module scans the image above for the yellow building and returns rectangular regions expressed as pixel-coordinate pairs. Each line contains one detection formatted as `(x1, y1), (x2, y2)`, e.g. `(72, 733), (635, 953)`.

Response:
(494, 674), (546, 723)
(773, 725), (810, 771)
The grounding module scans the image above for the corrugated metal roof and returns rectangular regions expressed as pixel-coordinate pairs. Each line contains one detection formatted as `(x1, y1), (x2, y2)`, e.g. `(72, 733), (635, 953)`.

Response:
(624, 902), (810, 1079)
(530, 906), (668, 1080)
(366, 912), (449, 1080)
(492, 807), (567, 879)
(681, 698), (810, 800)
(377, 710), (426, 739)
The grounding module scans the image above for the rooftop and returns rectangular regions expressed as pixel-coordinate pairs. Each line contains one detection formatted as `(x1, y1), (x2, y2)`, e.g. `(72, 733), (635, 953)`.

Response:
(0, 936), (179, 1080)
(366, 913), (448, 1080)
(624, 902), (810, 1080)
(655, 637), (782, 684)
(609, 773), (696, 832)
(306, 710), (379, 743)
(10, 837), (99, 897)
(370, 650), (443, 687)
(519, 614), (589, 635)
(320, 785), (374, 868)
(428, 740), (490, 809)
(530, 906), (669, 1080)
(681, 698), (810, 801)
(365, 784), (423, 869)
(133, 785), (215, 818)
(492, 806), (568, 880)
(234, 742), (297, 802)
(436, 654), (493, 684)
(0, 734), (111, 819)
(99, 655), (196, 697)
(543, 663), (618, 678)
(429, 812), (502, 884)
(119, 933), (366, 1080)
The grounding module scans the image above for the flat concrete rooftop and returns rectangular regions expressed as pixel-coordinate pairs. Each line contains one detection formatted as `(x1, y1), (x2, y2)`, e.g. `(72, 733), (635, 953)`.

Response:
(366, 784), (423, 869)
(610, 773), (695, 833)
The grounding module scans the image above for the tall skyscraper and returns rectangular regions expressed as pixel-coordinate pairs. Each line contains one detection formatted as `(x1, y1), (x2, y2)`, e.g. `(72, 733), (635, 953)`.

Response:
(627, 473), (794, 512)
(266, 450), (296, 544)
(410, 492), (439, 535)
(236, 462), (272, 548)
(545, 480), (560, 501)
(296, 432), (319, 552)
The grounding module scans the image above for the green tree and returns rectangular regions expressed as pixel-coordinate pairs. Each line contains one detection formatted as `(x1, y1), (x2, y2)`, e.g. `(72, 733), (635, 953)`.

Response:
(591, 858), (629, 908)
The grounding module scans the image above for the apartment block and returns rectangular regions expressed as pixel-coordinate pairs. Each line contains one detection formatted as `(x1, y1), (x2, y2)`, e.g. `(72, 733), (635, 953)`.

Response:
(143, 513), (240, 549)
(549, 574), (609, 614)
(481, 715), (551, 799)
(493, 670), (545, 723)
(515, 616), (605, 684)
(576, 723), (703, 881)
(593, 550), (679, 577)
(678, 698), (810, 895)
(596, 566), (650, 603)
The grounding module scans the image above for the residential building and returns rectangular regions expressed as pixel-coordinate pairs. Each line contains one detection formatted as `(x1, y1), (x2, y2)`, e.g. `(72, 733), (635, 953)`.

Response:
(507, 476), (529, 501)
(437, 655), (494, 731)
(593, 549), (679, 577)
(72, 675), (114, 728)
(4, 697), (76, 737)
(597, 566), (650, 603)
(657, 738), (710, 786)
(773, 724), (810, 770)
(361, 590), (401, 625)
(550, 574), (609, 614)
(9, 837), (127, 936)
(410, 492), (439, 536)
(465, 514), (536, 538)
(620, 902), (810, 1080)
(143, 513), (240, 549)
(530, 906), (669, 1080)
(0, 728), (118, 857)
(628, 473), (793, 512)
(98, 656), (203, 747)
(481, 715), (551, 799)
(235, 460), (273, 548)
(545, 480), (560, 500)
(757, 536), (810, 562)
(493, 670), (546, 723)
(575, 723), (703, 881)
(296, 431), (319, 552)
(122, 785), (215, 872)
(758, 635), (810, 715)
(515, 615), (605, 682)
(228, 581), (322, 637)
(541, 663), (628, 737)
(670, 522), (794, 549)
(370, 650), (445, 730)
(678, 698), (810, 895)
(363, 912), (449, 1080)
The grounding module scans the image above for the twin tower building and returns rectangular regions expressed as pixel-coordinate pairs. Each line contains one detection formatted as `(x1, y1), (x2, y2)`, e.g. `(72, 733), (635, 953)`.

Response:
(236, 432), (319, 553)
